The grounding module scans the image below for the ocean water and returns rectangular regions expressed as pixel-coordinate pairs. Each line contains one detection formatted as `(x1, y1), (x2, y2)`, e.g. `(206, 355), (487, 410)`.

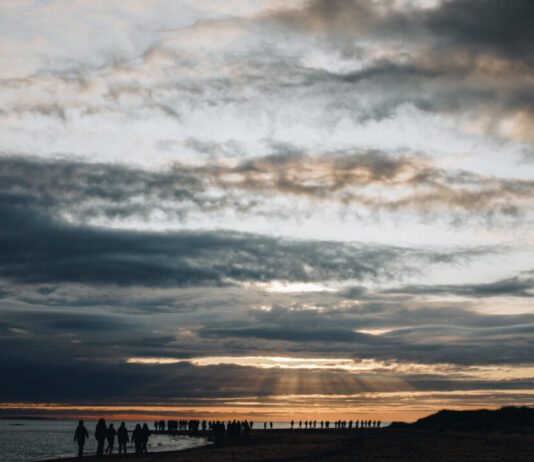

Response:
(0, 419), (209, 462)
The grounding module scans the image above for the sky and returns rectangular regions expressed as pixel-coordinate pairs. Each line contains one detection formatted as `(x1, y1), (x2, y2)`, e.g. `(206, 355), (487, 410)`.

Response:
(1, 0), (534, 422)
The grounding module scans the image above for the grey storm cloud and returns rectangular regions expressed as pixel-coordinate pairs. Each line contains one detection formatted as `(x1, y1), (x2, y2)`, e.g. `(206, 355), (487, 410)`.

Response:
(2, 154), (533, 226)
(278, 0), (534, 65)
(423, 0), (534, 65)
(3, 274), (534, 407)
(267, 0), (534, 131)
(387, 272), (534, 298)
(192, 303), (534, 366)
(0, 348), (528, 404)
(2, 329), (534, 405)
(3, 183), (467, 287)
(199, 326), (370, 343)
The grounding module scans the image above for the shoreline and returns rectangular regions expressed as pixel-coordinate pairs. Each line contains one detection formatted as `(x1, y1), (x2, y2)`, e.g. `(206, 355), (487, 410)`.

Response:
(34, 427), (534, 462)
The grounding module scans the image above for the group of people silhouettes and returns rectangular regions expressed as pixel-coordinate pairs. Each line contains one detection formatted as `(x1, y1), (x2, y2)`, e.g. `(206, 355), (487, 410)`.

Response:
(154, 419), (253, 444)
(157, 419), (205, 433)
(74, 416), (382, 456)
(74, 419), (151, 457)
(290, 419), (381, 429)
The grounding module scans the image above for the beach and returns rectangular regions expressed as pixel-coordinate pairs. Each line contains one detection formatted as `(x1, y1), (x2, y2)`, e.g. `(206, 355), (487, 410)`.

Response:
(37, 427), (534, 462)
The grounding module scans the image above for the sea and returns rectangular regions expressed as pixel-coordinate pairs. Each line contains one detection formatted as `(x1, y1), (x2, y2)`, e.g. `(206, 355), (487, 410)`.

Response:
(0, 419), (209, 462)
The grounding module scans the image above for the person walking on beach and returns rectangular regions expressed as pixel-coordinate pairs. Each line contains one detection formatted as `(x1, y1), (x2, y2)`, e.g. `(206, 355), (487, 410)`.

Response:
(94, 418), (107, 457)
(106, 423), (116, 454)
(74, 420), (89, 457)
(141, 423), (151, 453)
(117, 422), (129, 455)
(132, 423), (143, 455)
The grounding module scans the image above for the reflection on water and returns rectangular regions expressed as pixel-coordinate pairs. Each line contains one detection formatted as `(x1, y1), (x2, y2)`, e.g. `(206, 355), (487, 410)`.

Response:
(0, 419), (208, 462)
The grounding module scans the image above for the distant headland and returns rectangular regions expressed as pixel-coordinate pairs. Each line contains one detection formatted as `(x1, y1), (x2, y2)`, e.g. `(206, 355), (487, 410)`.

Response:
(391, 406), (534, 432)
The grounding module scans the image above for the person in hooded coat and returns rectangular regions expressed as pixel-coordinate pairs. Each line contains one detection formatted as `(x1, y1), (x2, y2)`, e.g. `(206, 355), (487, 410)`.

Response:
(117, 422), (129, 455)
(73, 420), (89, 457)
(132, 423), (143, 455)
(141, 423), (151, 453)
(106, 423), (116, 454)
(94, 418), (107, 457)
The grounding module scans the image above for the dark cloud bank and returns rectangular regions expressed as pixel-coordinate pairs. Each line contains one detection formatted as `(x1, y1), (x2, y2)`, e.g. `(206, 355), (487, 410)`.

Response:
(278, 0), (534, 66)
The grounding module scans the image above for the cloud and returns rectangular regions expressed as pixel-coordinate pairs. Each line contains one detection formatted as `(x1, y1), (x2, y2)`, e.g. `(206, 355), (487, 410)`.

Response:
(387, 272), (534, 298)
(423, 0), (534, 65)
(268, 0), (534, 140)
(3, 332), (534, 408)
(277, 0), (534, 66)
(3, 184), (465, 287)
(2, 154), (533, 231)
(2, 0), (533, 153)
(199, 326), (369, 343)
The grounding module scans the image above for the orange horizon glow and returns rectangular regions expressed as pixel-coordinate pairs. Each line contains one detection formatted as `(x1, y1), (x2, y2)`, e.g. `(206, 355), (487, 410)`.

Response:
(0, 411), (433, 422)
(2, 394), (533, 423)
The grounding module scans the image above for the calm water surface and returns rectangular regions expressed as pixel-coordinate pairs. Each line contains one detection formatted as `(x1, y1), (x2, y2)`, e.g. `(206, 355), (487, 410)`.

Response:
(0, 419), (208, 462)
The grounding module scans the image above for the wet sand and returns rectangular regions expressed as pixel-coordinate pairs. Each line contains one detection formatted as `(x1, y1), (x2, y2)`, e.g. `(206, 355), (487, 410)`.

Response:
(38, 427), (534, 462)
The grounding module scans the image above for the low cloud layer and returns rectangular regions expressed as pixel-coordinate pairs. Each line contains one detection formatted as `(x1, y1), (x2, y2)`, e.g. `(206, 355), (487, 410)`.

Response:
(2, 155), (533, 229)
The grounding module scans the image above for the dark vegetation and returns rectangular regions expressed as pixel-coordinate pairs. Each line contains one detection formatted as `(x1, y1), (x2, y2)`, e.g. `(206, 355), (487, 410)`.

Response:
(391, 406), (534, 432)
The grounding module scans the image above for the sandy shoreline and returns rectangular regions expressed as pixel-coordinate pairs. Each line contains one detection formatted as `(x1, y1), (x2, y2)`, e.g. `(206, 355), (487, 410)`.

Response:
(35, 427), (534, 462)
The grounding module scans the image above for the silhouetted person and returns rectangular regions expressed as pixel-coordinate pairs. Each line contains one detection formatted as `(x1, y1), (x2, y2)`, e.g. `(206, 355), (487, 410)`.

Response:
(270, 422), (273, 429)
(74, 420), (89, 457)
(94, 418), (107, 457)
(106, 423), (116, 454)
(118, 422), (129, 455)
(132, 424), (143, 455)
(291, 419), (294, 429)
(213, 421), (225, 444)
(141, 423), (151, 453)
